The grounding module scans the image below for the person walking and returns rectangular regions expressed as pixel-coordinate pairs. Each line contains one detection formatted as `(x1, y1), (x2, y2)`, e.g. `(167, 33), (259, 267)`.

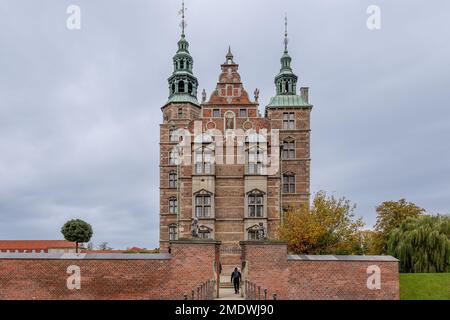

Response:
(230, 267), (242, 294)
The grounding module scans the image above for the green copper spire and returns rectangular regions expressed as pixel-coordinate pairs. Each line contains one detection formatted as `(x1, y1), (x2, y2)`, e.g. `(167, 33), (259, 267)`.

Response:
(167, 0), (199, 106)
(275, 15), (298, 95)
(267, 15), (311, 108)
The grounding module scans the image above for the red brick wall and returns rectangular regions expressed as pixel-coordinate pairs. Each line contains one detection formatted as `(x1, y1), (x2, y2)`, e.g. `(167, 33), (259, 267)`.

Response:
(288, 260), (399, 300)
(241, 241), (399, 300)
(0, 241), (219, 300)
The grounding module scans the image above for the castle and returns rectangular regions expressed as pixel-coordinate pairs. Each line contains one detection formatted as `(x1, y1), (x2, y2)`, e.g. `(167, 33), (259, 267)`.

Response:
(159, 8), (313, 273)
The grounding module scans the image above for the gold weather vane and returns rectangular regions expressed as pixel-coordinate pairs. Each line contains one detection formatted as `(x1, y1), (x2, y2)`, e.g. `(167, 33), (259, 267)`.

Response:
(284, 14), (289, 52)
(179, 0), (187, 35)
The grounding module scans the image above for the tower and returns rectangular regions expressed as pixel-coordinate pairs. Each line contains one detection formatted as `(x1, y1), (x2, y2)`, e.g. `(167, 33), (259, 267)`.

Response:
(266, 16), (313, 213)
(159, 0), (200, 252)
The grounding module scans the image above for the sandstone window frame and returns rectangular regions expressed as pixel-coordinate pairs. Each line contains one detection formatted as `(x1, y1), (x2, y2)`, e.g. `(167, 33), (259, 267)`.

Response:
(168, 197), (178, 215)
(193, 145), (214, 175)
(283, 112), (295, 130)
(192, 189), (215, 219)
(282, 172), (296, 194)
(246, 225), (260, 240)
(282, 137), (296, 159)
(168, 224), (178, 241)
(245, 189), (266, 218)
(195, 193), (211, 218)
(198, 225), (213, 239)
(246, 145), (267, 175)
(168, 171), (178, 189)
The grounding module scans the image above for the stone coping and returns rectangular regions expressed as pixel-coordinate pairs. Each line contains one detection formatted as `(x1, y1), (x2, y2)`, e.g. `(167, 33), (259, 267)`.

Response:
(240, 240), (288, 246)
(0, 253), (172, 260)
(170, 239), (222, 245)
(288, 255), (399, 262)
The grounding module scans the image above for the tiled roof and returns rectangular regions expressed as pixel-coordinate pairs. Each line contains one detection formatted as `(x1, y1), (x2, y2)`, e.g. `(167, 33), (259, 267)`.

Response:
(0, 240), (76, 250)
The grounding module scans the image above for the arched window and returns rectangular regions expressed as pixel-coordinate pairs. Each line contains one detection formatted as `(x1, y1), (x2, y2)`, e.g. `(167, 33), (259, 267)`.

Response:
(283, 173), (296, 194)
(180, 60), (184, 69)
(171, 83), (176, 94)
(282, 139), (295, 159)
(188, 82), (193, 94)
(168, 224), (178, 241)
(178, 80), (185, 93)
(169, 171), (177, 188)
(285, 81), (289, 93)
(169, 197), (178, 214)
(248, 190), (264, 217)
(195, 193), (211, 218)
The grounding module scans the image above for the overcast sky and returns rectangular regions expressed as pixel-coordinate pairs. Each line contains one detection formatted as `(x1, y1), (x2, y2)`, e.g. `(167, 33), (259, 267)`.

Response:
(0, 0), (449, 249)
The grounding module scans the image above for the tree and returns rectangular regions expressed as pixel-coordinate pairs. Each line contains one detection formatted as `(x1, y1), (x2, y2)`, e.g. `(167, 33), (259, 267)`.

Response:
(61, 219), (93, 253)
(278, 191), (364, 255)
(374, 199), (425, 254)
(98, 242), (112, 251)
(387, 215), (450, 273)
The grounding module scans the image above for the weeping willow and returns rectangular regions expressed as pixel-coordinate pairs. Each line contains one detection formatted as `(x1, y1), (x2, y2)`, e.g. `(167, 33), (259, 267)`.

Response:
(387, 215), (450, 273)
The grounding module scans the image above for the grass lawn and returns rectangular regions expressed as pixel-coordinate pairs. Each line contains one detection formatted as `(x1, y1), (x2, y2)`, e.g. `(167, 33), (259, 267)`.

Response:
(400, 273), (450, 300)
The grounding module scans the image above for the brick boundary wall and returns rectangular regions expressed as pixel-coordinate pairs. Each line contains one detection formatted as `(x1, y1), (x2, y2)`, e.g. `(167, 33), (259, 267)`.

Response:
(240, 241), (400, 300)
(0, 240), (399, 300)
(0, 240), (220, 300)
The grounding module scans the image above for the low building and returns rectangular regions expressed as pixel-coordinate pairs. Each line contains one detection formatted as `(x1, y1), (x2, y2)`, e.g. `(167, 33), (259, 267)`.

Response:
(0, 240), (77, 253)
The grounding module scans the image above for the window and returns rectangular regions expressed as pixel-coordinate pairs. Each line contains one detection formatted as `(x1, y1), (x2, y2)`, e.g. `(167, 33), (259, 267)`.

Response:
(195, 194), (211, 218)
(169, 225), (178, 241)
(178, 81), (185, 93)
(169, 171), (177, 188)
(239, 109), (247, 118)
(199, 229), (211, 239)
(169, 197), (178, 214)
(282, 140), (295, 159)
(180, 60), (184, 69)
(283, 174), (296, 194)
(169, 150), (178, 165)
(213, 109), (220, 118)
(177, 108), (183, 119)
(195, 148), (212, 174)
(169, 129), (179, 143)
(283, 112), (295, 130)
(248, 148), (264, 175)
(248, 191), (264, 217)
(248, 229), (258, 240)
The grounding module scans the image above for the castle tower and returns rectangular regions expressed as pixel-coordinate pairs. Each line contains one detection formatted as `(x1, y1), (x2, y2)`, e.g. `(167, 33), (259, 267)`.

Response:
(266, 16), (313, 214)
(159, 0), (200, 252)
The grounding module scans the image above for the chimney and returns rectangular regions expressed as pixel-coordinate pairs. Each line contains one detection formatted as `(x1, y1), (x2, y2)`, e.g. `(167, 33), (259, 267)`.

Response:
(300, 87), (309, 103)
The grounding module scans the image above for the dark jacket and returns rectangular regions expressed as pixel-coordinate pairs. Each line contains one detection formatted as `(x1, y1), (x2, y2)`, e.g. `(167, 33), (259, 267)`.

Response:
(231, 270), (242, 283)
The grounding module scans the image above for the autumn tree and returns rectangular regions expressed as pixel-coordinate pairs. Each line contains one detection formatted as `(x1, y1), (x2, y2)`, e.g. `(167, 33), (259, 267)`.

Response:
(374, 199), (425, 254)
(278, 191), (364, 255)
(387, 215), (450, 273)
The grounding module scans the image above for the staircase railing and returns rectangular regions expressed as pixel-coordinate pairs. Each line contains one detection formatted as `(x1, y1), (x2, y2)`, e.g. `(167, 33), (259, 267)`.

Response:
(244, 280), (277, 300)
(184, 279), (216, 300)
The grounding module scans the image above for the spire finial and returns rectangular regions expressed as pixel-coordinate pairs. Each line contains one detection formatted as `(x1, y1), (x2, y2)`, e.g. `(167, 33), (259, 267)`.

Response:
(179, 0), (187, 36)
(284, 14), (289, 52)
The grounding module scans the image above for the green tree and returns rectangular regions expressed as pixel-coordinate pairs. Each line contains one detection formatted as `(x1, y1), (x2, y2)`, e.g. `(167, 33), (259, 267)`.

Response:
(61, 219), (93, 253)
(374, 199), (425, 254)
(278, 191), (364, 254)
(387, 215), (450, 273)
